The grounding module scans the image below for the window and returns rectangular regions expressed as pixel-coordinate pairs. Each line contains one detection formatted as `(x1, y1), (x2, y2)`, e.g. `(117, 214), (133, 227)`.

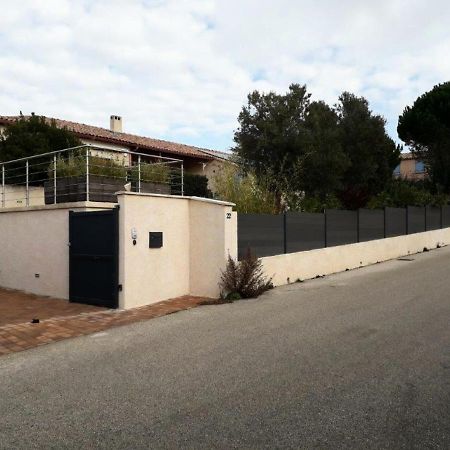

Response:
(393, 164), (400, 175)
(415, 161), (425, 173)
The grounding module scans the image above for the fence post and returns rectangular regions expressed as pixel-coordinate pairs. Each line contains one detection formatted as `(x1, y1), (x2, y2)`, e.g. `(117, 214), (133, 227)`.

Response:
(383, 207), (387, 238)
(406, 206), (409, 235)
(283, 212), (287, 254)
(85, 148), (90, 202)
(424, 206), (427, 231)
(1, 164), (4, 208)
(53, 155), (57, 204)
(138, 155), (141, 193)
(356, 209), (360, 243)
(25, 159), (29, 207)
(324, 209), (328, 248)
(181, 162), (184, 196)
(440, 205), (443, 229)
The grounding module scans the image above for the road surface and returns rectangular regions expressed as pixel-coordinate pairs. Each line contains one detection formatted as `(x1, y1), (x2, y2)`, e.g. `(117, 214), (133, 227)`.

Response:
(1, 247), (450, 449)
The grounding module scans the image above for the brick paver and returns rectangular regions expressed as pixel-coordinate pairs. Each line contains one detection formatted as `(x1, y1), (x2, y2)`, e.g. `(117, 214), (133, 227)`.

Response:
(0, 294), (215, 357)
(0, 288), (106, 327)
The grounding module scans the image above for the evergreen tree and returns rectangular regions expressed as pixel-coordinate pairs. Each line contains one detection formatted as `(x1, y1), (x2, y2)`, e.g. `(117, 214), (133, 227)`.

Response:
(398, 81), (450, 193)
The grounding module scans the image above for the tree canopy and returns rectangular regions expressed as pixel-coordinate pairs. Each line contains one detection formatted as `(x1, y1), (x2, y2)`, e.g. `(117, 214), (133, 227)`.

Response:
(398, 81), (450, 193)
(0, 114), (81, 162)
(336, 92), (401, 208)
(232, 84), (311, 208)
(233, 84), (400, 210)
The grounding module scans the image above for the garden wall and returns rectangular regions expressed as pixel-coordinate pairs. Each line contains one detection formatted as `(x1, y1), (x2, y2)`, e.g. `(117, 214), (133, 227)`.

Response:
(117, 193), (236, 309)
(0, 202), (114, 299)
(261, 227), (450, 286)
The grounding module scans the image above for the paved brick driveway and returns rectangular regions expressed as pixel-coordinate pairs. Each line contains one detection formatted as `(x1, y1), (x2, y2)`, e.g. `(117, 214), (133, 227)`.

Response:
(0, 288), (214, 357)
(0, 288), (106, 327)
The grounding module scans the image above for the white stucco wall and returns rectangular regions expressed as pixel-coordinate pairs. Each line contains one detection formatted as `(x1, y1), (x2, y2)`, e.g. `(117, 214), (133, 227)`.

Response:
(117, 193), (236, 309)
(2, 185), (45, 208)
(0, 202), (113, 299)
(4, 191), (448, 311)
(261, 228), (450, 286)
(118, 194), (191, 309)
(188, 198), (236, 297)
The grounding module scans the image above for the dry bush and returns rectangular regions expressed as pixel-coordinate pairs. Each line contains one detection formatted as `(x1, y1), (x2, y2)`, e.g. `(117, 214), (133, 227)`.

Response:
(220, 249), (273, 300)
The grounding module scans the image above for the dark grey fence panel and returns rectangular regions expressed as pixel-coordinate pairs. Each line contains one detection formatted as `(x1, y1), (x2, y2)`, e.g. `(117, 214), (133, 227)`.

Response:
(238, 213), (284, 259)
(442, 206), (450, 228)
(285, 212), (325, 252)
(426, 206), (441, 231)
(325, 210), (358, 247)
(385, 207), (406, 237)
(407, 206), (426, 234)
(358, 209), (385, 242)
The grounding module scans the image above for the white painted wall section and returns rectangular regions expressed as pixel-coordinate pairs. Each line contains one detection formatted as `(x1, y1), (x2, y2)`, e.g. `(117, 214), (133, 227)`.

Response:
(261, 228), (450, 286)
(0, 203), (113, 299)
(117, 193), (236, 309)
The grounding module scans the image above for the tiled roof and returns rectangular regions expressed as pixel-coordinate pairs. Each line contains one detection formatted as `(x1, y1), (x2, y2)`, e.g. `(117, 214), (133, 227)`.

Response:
(198, 148), (232, 160)
(0, 115), (218, 160)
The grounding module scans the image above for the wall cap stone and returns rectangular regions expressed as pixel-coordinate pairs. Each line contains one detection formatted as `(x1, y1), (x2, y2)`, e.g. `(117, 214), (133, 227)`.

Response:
(116, 191), (235, 207)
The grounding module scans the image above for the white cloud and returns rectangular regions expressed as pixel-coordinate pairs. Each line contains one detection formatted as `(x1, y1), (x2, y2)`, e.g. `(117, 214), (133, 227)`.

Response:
(0, 0), (449, 150)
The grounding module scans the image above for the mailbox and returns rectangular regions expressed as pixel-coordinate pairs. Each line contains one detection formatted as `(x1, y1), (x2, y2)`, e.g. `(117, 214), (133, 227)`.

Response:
(149, 232), (163, 248)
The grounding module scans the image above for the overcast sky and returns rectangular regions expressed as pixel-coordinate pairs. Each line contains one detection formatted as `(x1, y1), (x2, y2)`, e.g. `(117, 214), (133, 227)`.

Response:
(1, 0), (449, 151)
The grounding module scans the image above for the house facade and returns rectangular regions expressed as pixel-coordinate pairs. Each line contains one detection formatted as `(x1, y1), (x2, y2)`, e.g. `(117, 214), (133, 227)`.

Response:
(0, 114), (230, 190)
(394, 152), (427, 181)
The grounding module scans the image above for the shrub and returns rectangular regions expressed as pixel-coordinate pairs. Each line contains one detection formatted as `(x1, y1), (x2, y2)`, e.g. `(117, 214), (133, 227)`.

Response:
(49, 154), (127, 179)
(183, 173), (212, 197)
(213, 164), (279, 213)
(220, 249), (273, 299)
(367, 179), (449, 208)
(129, 162), (171, 184)
(286, 193), (343, 213)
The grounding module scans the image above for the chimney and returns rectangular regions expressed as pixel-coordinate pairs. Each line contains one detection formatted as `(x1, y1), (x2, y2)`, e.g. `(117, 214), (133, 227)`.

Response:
(110, 115), (122, 133)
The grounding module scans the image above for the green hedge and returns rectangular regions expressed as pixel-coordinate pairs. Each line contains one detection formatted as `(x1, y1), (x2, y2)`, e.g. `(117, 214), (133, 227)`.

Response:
(183, 173), (212, 197)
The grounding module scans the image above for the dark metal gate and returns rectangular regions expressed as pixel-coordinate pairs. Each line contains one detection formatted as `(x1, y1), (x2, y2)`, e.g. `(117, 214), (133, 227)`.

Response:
(69, 208), (119, 308)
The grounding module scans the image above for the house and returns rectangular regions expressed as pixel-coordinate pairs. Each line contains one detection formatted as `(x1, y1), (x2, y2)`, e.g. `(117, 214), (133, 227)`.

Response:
(0, 114), (237, 310)
(0, 114), (230, 190)
(394, 152), (427, 181)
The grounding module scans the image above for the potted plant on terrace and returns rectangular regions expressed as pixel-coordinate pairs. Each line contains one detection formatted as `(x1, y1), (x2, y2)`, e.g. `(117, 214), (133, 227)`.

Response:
(44, 155), (128, 204)
(128, 162), (172, 195)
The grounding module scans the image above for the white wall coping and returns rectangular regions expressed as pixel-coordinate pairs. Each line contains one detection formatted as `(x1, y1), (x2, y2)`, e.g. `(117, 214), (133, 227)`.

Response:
(0, 201), (117, 214)
(116, 191), (235, 207)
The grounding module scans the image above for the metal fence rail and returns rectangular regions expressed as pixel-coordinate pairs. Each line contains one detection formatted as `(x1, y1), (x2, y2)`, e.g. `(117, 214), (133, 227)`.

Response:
(0, 145), (184, 208)
(238, 206), (450, 259)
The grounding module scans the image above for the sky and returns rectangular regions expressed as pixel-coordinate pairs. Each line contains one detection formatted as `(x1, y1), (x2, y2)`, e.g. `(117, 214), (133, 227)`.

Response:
(1, 0), (449, 152)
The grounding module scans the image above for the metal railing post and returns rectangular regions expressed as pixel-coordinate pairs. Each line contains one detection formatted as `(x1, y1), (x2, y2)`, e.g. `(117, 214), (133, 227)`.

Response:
(1, 164), (4, 208)
(86, 148), (90, 202)
(138, 155), (141, 193)
(181, 162), (184, 196)
(25, 160), (29, 206)
(53, 155), (57, 204)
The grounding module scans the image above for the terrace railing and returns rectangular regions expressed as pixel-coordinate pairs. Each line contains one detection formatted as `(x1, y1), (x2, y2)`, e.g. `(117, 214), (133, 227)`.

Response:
(0, 145), (184, 208)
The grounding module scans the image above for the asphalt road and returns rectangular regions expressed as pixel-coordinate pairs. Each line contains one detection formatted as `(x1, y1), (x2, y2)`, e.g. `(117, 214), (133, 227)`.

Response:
(1, 247), (450, 449)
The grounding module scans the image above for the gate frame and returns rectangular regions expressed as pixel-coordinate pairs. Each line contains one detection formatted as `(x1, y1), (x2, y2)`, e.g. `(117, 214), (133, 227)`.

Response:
(69, 207), (119, 308)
